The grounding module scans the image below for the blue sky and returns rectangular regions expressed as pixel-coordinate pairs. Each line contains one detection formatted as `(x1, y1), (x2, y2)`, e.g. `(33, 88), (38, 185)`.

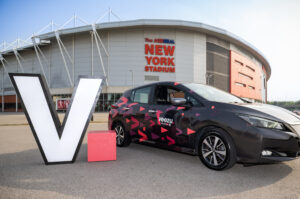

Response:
(0, 0), (300, 101)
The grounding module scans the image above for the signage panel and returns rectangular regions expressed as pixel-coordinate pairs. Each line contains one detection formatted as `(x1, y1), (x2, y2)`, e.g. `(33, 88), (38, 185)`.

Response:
(144, 38), (175, 73)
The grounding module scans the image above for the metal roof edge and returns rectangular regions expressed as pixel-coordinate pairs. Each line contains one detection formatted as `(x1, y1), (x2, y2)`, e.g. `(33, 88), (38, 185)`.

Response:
(1, 19), (271, 80)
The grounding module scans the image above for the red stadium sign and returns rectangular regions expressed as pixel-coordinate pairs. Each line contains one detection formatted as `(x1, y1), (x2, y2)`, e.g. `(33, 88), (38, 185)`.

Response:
(144, 38), (175, 73)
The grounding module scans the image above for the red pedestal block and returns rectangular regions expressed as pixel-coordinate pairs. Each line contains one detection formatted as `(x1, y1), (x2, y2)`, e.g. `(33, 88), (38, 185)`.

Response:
(88, 130), (116, 162)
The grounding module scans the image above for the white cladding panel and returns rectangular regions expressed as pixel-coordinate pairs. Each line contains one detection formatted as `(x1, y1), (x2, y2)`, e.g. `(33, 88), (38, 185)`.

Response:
(175, 30), (195, 83)
(1, 27), (207, 94)
(194, 33), (206, 84)
(50, 37), (73, 88)
(108, 29), (144, 87)
(108, 28), (206, 86)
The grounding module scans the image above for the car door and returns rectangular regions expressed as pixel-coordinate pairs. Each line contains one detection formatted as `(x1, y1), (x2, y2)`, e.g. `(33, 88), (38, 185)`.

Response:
(148, 84), (202, 148)
(147, 84), (182, 146)
(129, 85), (152, 142)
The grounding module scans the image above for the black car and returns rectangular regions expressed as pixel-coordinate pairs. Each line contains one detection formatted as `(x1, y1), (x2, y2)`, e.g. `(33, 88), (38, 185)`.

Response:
(108, 81), (300, 170)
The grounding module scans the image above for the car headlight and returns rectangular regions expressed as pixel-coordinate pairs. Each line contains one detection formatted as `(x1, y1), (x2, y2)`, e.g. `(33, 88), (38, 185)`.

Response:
(238, 114), (285, 130)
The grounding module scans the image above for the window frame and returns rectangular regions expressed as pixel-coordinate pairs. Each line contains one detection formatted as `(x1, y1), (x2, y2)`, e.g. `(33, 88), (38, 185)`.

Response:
(152, 84), (203, 107)
(130, 85), (153, 104)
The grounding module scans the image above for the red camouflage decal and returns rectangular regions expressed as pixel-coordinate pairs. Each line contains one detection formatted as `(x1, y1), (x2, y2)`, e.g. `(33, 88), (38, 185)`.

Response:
(149, 120), (155, 127)
(161, 127), (168, 133)
(131, 116), (139, 129)
(128, 102), (138, 107)
(118, 97), (128, 107)
(151, 132), (160, 139)
(111, 110), (118, 118)
(176, 127), (183, 135)
(156, 110), (163, 125)
(187, 128), (195, 135)
(138, 129), (147, 142)
(167, 136), (175, 145)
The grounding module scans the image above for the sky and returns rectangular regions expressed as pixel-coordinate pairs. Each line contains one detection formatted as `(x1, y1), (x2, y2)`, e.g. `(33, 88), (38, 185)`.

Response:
(0, 0), (300, 101)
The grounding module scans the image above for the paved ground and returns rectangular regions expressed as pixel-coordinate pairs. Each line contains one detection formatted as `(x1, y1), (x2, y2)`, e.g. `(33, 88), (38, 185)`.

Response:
(1, 114), (300, 199)
(0, 112), (108, 126)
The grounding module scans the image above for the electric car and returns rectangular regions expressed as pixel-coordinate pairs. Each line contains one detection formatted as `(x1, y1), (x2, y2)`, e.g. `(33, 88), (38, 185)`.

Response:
(108, 81), (300, 170)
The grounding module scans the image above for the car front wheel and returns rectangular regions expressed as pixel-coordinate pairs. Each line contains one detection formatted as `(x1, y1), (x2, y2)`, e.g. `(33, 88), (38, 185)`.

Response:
(198, 127), (236, 170)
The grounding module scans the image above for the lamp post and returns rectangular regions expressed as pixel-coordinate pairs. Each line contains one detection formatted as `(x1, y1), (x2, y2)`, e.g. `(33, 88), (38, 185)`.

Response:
(206, 73), (213, 85)
(129, 70), (134, 88)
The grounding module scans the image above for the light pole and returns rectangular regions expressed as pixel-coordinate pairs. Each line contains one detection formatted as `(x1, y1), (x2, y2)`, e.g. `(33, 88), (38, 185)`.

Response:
(129, 70), (134, 88)
(206, 73), (213, 85)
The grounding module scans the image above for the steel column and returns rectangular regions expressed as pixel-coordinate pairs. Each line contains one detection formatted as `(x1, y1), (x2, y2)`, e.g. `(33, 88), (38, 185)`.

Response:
(1, 67), (4, 112)
(13, 49), (24, 72)
(55, 31), (73, 87)
(91, 32), (94, 77)
(16, 95), (18, 112)
(33, 44), (49, 85)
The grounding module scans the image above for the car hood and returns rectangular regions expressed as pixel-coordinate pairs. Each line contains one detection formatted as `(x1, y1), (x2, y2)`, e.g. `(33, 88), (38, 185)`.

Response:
(237, 103), (300, 124)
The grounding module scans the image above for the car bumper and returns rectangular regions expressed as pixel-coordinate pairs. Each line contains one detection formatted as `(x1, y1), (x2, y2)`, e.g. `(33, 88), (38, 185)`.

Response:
(259, 136), (300, 163)
(260, 156), (297, 162)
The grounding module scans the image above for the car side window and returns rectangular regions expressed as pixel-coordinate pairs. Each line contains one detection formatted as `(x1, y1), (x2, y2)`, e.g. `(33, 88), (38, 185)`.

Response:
(154, 85), (201, 107)
(155, 86), (179, 105)
(133, 86), (151, 103)
(169, 90), (199, 106)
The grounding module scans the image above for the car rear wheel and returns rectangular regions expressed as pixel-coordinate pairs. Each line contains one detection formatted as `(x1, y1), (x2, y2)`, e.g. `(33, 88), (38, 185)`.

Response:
(198, 127), (236, 170)
(114, 122), (131, 147)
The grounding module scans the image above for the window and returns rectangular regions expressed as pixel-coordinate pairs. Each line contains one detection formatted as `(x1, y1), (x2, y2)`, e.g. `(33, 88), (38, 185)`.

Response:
(235, 60), (243, 66)
(145, 75), (159, 81)
(133, 86), (151, 103)
(154, 85), (200, 106)
(246, 65), (255, 72)
(238, 72), (253, 80)
(155, 86), (179, 105)
(184, 83), (244, 103)
(94, 93), (123, 112)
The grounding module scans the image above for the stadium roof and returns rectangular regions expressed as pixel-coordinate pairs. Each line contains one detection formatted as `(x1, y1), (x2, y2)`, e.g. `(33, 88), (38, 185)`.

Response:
(0, 19), (271, 80)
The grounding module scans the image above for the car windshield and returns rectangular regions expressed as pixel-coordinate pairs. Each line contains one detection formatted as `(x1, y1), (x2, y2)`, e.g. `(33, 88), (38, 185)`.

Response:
(183, 83), (245, 104)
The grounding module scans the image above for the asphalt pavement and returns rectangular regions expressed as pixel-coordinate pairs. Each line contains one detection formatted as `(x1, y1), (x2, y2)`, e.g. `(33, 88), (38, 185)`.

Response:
(1, 116), (300, 199)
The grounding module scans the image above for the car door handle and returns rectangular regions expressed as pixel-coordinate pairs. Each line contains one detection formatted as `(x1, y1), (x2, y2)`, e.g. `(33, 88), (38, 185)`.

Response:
(148, 110), (157, 113)
(123, 107), (130, 110)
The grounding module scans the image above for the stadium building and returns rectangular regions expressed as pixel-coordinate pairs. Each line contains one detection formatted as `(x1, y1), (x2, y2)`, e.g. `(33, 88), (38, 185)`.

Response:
(0, 19), (271, 112)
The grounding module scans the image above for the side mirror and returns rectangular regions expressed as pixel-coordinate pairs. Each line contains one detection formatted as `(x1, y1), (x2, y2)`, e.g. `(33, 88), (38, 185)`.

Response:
(171, 98), (186, 106)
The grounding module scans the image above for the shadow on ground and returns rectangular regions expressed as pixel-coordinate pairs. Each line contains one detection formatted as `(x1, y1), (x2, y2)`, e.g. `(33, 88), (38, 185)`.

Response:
(0, 143), (292, 199)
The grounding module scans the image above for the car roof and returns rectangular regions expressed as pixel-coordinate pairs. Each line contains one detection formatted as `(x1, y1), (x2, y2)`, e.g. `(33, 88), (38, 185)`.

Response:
(132, 81), (181, 90)
(123, 81), (176, 95)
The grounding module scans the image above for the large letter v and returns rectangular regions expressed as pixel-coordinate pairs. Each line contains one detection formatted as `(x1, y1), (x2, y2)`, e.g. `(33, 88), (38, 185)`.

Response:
(9, 73), (102, 164)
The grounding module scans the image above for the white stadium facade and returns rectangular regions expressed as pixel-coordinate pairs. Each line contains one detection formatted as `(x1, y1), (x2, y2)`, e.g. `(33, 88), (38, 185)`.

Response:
(0, 18), (271, 112)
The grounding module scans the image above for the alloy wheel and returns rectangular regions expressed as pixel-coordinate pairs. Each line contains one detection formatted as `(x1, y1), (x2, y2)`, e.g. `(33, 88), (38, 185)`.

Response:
(201, 135), (227, 167)
(115, 125), (125, 145)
